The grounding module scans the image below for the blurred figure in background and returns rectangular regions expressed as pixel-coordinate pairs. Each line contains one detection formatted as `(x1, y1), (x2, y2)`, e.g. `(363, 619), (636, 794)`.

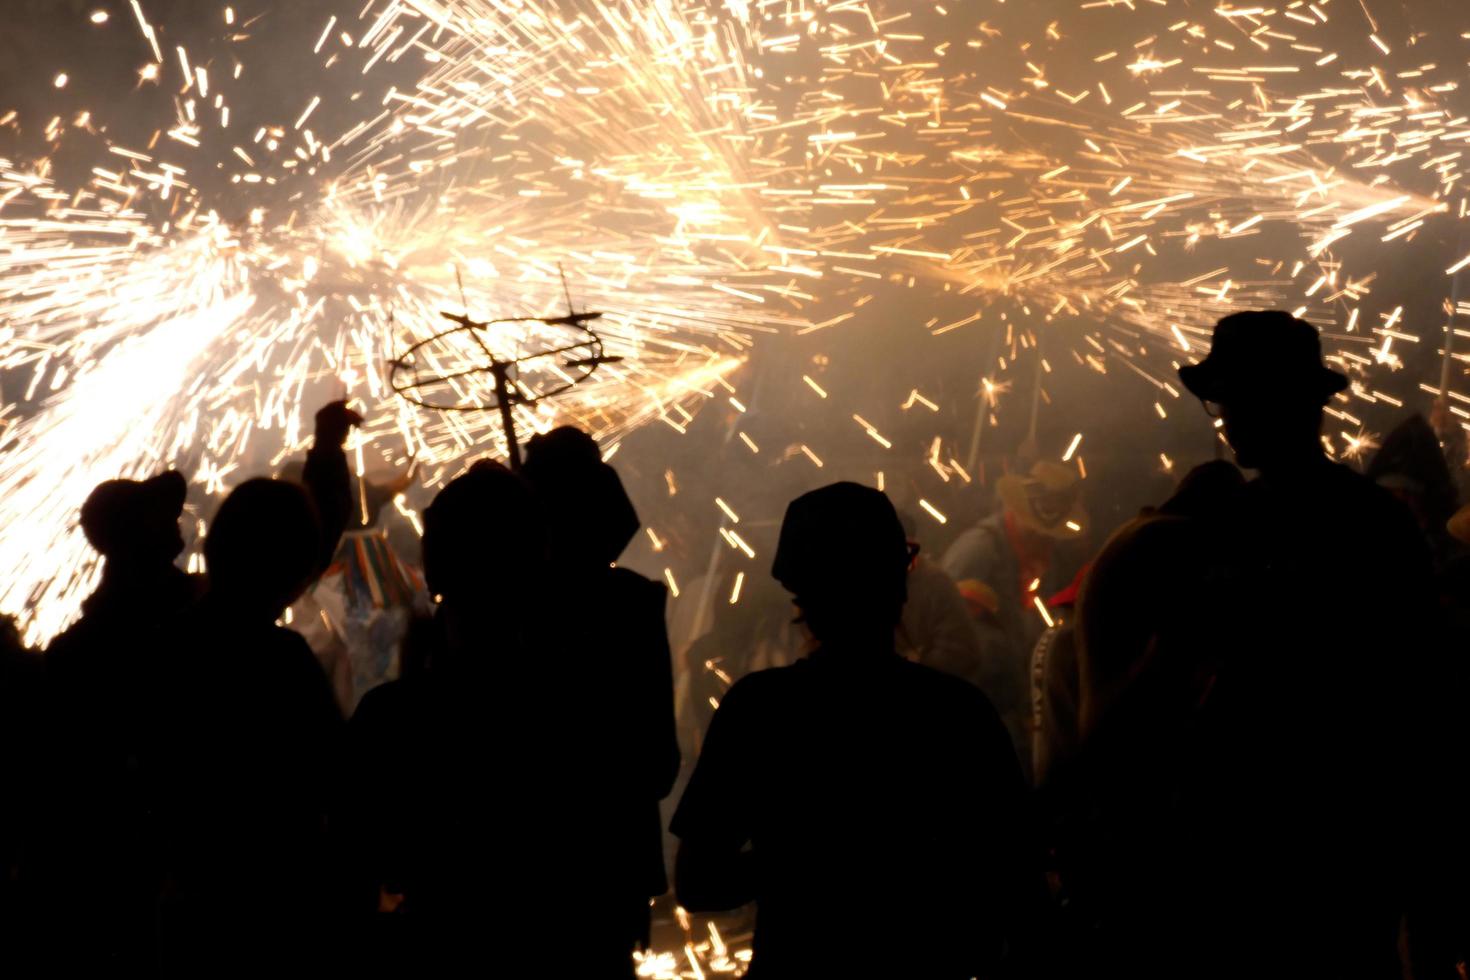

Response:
(285, 456), (425, 712)
(942, 460), (1085, 771)
(1366, 412), (1462, 569)
(1028, 563), (1087, 788)
(674, 482), (1041, 979)
(895, 509), (987, 684)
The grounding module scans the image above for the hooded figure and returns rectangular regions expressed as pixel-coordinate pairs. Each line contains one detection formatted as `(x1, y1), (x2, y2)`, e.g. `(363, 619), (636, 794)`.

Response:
(521, 427), (680, 974)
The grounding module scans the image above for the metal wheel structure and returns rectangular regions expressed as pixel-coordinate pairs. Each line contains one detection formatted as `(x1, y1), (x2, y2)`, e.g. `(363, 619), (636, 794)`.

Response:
(388, 277), (622, 469)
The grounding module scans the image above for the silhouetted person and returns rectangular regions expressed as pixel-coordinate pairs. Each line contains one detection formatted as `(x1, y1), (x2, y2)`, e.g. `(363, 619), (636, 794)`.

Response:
(1, 616), (42, 973)
(672, 482), (1040, 978)
(139, 402), (357, 974)
(1068, 311), (1464, 977)
(522, 426), (681, 971)
(339, 463), (563, 971)
(34, 471), (199, 970)
(1044, 459), (1243, 971)
(51, 471), (199, 656)
(684, 567), (782, 748)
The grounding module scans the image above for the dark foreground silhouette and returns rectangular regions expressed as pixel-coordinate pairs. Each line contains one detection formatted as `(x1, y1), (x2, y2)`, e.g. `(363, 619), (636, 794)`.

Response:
(1053, 311), (1469, 978)
(1, 312), (1466, 977)
(673, 482), (1042, 978)
(341, 431), (678, 976)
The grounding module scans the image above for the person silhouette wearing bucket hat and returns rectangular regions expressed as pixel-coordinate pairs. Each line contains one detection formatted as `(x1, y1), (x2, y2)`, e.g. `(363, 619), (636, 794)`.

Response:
(672, 482), (1041, 979)
(941, 460), (1086, 771)
(1080, 310), (1466, 977)
(36, 470), (201, 972)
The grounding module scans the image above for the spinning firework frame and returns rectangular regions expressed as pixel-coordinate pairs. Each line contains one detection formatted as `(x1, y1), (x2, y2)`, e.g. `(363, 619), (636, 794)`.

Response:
(388, 274), (624, 470)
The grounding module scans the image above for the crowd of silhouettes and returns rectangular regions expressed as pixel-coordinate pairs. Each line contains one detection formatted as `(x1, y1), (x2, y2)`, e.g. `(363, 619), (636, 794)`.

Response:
(0, 309), (1467, 977)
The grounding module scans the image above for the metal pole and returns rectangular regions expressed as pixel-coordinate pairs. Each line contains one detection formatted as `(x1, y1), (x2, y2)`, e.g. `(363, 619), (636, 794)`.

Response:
(964, 325), (1004, 474)
(1439, 241), (1467, 407)
(492, 361), (522, 470)
(1019, 330), (1045, 463)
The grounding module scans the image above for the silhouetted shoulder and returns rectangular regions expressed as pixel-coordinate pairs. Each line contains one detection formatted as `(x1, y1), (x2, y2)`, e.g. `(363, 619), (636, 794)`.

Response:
(725, 654), (1003, 722)
(893, 655), (1011, 727)
(607, 565), (666, 604)
(350, 674), (410, 725)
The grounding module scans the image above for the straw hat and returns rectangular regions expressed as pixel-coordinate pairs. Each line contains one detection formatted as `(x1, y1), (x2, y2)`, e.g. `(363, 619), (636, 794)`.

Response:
(997, 461), (1086, 539)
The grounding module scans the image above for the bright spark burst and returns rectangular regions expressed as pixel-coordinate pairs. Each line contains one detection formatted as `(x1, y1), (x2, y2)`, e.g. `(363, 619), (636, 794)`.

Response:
(4, 0), (1470, 642)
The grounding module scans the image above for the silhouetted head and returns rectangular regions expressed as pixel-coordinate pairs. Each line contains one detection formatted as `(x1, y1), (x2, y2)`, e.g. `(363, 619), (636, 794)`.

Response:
(1180, 311), (1347, 471)
(80, 471), (187, 568)
(204, 478), (322, 620)
(422, 461), (545, 610)
(772, 482), (909, 647)
(522, 426), (638, 566)
(524, 426), (602, 470)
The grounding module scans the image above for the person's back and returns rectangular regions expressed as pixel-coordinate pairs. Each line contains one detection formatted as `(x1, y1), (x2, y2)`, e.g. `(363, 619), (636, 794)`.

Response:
(1174, 460), (1437, 975)
(149, 601), (341, 858)
(673, 483), (1038, 978)
(141, 475), (345, 973)
(522, 427), (681, 961)
(560, 564), (679, 889)
(677, 650), (1028, 976)
(344, 629), (575, 972)
(340, 460), (672, 975)
(1139, 310), (1462, 977)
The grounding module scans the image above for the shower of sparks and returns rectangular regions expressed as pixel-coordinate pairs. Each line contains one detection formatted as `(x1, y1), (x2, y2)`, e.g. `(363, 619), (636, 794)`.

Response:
(5, 0), (1470, 641)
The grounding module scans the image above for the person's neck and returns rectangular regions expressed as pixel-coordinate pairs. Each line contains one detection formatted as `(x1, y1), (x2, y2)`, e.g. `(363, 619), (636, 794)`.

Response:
(438, 601), (522, 656)
(1256, 445), (1331, 483)
(201, 590), (281, 628)
(100, 559), (177, 588)
(811, 635), (897, 661)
